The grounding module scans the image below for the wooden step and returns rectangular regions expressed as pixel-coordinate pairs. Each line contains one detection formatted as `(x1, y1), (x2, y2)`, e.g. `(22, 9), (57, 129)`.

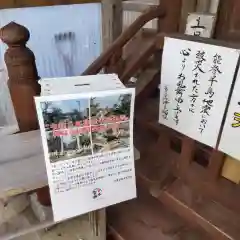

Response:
(134, 133), (240, 239)
(121, 29), (158, 81)
(107, 187), (211, 240)
(156, 179), (240, 240)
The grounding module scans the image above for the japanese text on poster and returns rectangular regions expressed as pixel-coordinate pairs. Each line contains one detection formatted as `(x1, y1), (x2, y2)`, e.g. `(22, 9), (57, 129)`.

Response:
(159, 37), (240, 147)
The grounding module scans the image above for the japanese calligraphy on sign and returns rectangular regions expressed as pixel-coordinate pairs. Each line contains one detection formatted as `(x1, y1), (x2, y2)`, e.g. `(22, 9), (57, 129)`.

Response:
(185, 13), (216, 38)
(35, 88), (136, 221)
(159, 37), (240, 147)
(219, 69), (240, 160)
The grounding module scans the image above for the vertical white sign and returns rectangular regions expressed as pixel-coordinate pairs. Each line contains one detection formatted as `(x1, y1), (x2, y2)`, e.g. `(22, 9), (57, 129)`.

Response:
(219, 68), (240, 160)
(35, 88), (136, 222)
(185, 13), (216, 38)
(159, 37), (239, 148)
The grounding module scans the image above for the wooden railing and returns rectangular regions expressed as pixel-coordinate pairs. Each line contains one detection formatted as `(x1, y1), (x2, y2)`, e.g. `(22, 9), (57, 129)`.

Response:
(83, 5), (165, 82)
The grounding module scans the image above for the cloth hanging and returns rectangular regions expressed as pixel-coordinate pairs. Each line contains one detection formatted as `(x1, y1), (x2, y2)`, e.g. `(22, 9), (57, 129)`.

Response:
(0, 59), (19, 136)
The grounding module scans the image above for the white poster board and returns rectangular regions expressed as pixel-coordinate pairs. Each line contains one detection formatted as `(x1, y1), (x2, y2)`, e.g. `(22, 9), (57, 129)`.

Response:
(185, 13), (216, 38)
(35, 88), (136, 222)
(159, 37), (240, 148)
(219, 68), (240, 160)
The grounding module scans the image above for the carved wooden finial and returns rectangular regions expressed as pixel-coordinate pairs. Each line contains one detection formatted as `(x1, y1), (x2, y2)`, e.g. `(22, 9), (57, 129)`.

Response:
(0, 22), (40, 132)
(0, 21), (30, 46)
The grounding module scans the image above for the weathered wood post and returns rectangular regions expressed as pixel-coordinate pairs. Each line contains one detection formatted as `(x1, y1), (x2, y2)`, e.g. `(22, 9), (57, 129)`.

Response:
(0, 22), (51, 206)
(102, 0), (124, 74)
(0, 21), (40, 132)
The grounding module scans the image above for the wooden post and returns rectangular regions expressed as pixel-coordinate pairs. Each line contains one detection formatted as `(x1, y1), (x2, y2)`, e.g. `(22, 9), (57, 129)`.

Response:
(0, 22), (40, 132)
(102, 0), (124, 74)
(157, 0), (182, 33)
(0, 22), (51, 206)
(179, 0), (197, 33)
(207, 150), (224, 181)
(101, 0), (123, 51)
(179, 137), (195, 175)
(196, 0), (211, 13)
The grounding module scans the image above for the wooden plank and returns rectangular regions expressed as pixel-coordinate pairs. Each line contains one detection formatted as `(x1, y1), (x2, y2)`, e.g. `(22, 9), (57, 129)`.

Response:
(0, 130), (47, 198)
(158, 191), (232, 240)
(101, 0), (123, 51)
(122, 1), (157, 12)
(159, 180), (240, 240)
(0, 0), (100, 9)
(108, 185), (211, 240)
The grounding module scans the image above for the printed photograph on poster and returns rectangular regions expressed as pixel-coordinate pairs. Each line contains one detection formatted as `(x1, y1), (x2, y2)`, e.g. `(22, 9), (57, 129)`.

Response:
(90, 94), (131, 124)
(41, 99), (91, 162)
(35, 88), (136, 222)
(92, 122), (130, 154)
(40, 92), (132, 162)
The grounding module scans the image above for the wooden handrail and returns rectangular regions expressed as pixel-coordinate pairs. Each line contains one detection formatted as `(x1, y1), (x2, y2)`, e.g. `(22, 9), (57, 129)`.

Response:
(82, 5), (165, 75)
(121, 41), (156, 83)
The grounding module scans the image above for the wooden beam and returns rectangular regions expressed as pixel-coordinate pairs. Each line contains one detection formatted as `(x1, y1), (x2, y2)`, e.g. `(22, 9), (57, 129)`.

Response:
(0, 0), (100, 9)
(101, 0), (123, 51)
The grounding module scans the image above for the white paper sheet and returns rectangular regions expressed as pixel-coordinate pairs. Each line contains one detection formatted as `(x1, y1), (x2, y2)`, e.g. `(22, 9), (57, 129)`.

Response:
(219, 68), (240, 160)
(159, 37), (240, 148)
(35, 87), (136, 222)
(185, 13), (216, 38)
